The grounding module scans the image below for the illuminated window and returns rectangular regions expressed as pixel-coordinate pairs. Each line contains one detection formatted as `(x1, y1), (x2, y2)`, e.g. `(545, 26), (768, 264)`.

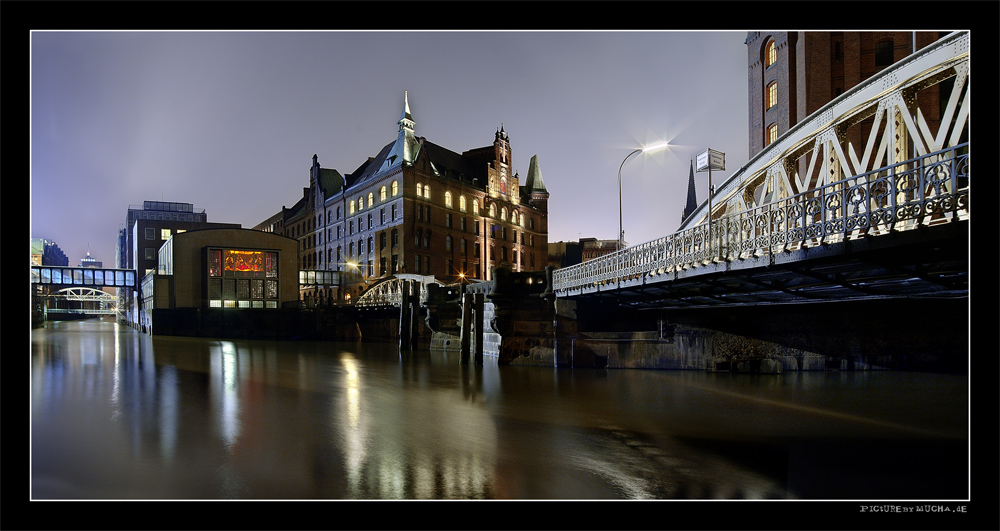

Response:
(501, 207), (507, 221)
(765, 39), (777, 68)
(459, 195), (467, 212)
(416, 182), (422, 197)
(445, 191), (453, 208)
(161, 228), (171, 240)
(358, 196), (365, 210)
(767, 82), (778, 109)
(380, 186), (387, 201)
(392, 180), (399, 196)
(767, 123), (778, 145)
(424, 185), (431, 199)
(349, 200), (356, 214)
(368, 192), (374, 207)
(489, 204), (496, 217)
(472, 200), (479, 215)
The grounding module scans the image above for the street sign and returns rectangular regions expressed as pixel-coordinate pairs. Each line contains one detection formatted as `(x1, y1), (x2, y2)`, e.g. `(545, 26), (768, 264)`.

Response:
(696, 149), (725, 172)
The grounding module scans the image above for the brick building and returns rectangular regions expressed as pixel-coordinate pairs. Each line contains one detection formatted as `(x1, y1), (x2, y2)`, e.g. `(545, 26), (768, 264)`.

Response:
(745, 31), (950, 159)
(258, 92), (549, 304)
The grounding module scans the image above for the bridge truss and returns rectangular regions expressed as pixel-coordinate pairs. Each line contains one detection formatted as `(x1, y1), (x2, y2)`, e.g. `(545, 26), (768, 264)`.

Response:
(554, 31), (969, 307)
(42, 287), (118, 315)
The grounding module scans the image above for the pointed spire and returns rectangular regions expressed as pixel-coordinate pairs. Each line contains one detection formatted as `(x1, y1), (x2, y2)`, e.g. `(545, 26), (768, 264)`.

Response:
(526, 154), (547, 193)
(682, 159), (699, 223)
(398, 90), (415, 133)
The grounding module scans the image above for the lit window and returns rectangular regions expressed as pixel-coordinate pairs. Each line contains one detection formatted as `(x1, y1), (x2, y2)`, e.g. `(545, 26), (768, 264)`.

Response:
(416, 182), (422, 197)
(424, 185), (431, 199)
(380, 186), (387, 201)
(489, 204), (496, 217)
(459, 195), (467, 212)
(358, 196), (364, 210)
(161, 228), (171, 240)
(501, 207), (507, 221)
(445, 191), (453, 208)
(765, 39), (777, 68)
(472, 200), (479, 215)
(767, 82), (778, 109)
(368, 192), (374, 207)
(767, 124), (778, 145)
(350, 200), (356, 214)
(392, 180), (399, 196)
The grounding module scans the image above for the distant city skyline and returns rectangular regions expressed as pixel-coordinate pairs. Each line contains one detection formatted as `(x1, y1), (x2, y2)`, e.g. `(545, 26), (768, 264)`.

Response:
(30, 30), (751, 268)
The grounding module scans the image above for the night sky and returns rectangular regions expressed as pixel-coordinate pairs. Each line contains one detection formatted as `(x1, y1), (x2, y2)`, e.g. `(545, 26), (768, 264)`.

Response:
(30, 30), (750, 267)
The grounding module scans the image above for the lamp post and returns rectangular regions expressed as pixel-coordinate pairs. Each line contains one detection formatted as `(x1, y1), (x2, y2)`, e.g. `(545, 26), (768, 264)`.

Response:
(618, 141), (669, 252)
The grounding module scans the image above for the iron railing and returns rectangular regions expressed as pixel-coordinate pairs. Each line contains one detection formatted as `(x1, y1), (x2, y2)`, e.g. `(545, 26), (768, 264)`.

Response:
(554, 144), (969, 295)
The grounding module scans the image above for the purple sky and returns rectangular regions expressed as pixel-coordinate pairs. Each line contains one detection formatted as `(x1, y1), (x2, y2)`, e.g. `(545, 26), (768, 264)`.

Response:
(30, 31), (750, 267)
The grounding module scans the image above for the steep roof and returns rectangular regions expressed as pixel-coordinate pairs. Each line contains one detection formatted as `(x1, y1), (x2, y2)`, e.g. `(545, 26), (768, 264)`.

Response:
(522, 154), (548, 194)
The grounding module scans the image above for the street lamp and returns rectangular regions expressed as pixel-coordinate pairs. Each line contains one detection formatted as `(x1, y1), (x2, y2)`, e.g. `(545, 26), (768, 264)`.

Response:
(618, 141), (669, 251)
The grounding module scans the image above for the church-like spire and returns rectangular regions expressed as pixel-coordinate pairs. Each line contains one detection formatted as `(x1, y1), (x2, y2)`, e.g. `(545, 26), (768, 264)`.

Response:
(682, 159), (698, 223)
(398, 90), (415, 133)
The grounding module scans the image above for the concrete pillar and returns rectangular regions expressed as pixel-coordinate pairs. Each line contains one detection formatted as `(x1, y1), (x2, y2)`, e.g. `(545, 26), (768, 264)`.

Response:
(460, 293), (473, 364)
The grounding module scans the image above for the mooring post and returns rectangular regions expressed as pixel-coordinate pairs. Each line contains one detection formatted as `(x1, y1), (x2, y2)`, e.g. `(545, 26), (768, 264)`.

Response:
(399, 280), (411, 350)
(460, 293), (472, 364)
(473, 292), (485, 365)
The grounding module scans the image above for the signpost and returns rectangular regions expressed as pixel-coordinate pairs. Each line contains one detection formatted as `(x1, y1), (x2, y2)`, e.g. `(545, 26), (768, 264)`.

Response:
(696, 149), (725, 261)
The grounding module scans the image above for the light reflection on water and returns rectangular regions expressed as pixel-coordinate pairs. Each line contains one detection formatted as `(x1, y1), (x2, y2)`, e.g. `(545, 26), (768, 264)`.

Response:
(30, 319), (968, 501)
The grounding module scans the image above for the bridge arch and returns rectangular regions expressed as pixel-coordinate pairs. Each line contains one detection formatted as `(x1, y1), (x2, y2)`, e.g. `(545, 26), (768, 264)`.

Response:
(680, 31), (969, 231)
(354, 274), (443, 308)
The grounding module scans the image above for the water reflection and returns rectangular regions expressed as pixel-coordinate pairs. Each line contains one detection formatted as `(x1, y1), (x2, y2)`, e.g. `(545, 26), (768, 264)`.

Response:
(31, 320), (968, 500)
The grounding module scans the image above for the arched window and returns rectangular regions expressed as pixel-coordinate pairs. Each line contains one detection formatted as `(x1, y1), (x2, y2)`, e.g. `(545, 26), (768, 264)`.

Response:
(416, 182), (422, 197)
(765, 39), (777, 68)
(472, 200), (479, 215)
(445, 191), (453, 208)
(766, 81), (778, 109)
(766, 123), (778, 146)
(349, 200), (356, 214)
(510, 211), (517, 225)
(358, 196), (364, 210)
(424, 185), (431, 199)
(459, 195), (467, 212)
(489, 203), (496, 217)
(392, 180), (399, 196)
(368, 192), (374, 207)
(445, 235), (453, 251)
(501, 207), (507, 221)
(380, 186), (387, 201)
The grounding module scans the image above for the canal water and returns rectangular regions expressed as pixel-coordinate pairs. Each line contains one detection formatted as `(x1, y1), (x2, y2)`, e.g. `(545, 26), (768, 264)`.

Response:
(31, 319), (969, 502)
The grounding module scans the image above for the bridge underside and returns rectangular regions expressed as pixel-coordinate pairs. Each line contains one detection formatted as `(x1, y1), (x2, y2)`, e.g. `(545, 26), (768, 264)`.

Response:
(566, 222), (967, 310)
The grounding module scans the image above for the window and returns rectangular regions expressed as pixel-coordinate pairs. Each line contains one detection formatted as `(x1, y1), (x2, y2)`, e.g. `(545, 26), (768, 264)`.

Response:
(767, 123), (778, 146)
(446, 213), (452, 228)
(875, 39), (894, 67)
(767, 82), (778, 109)
(145, 248), (156, 260)
(445, 191), (453, 208)
(489, 204), (496, 217)
(765, 39), (777, 68)
(501, 207), (507, 221)
(161, 228), (171, 240)
(349, 200), (356, 214)
(391, 203), (397, 220)
(380, 186), (387, 201)
(424, 185), (431, 199)
(368, 192), (374, 207)
(472, 200), (479, 215)
(392, 180), (399, 196)
(459, 195), (467, 212)
(145, 228), (155, 240)
(445, 235), (452, 251)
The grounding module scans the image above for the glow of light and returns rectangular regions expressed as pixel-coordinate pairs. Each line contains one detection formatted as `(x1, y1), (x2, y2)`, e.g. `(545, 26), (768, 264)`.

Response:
(642, 140), (669, 153)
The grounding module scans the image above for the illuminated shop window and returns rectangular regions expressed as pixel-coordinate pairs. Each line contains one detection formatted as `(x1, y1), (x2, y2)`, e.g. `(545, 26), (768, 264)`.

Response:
(207, 248), (279, 309)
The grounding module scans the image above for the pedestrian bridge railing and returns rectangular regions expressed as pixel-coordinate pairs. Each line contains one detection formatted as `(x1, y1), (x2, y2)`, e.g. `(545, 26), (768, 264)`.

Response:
(553, 144), (969, 295)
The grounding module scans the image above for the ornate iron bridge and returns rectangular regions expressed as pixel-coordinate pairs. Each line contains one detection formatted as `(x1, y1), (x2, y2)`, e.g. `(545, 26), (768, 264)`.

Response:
(354, 274), (444, 308)
(553, 31), (969, 309)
